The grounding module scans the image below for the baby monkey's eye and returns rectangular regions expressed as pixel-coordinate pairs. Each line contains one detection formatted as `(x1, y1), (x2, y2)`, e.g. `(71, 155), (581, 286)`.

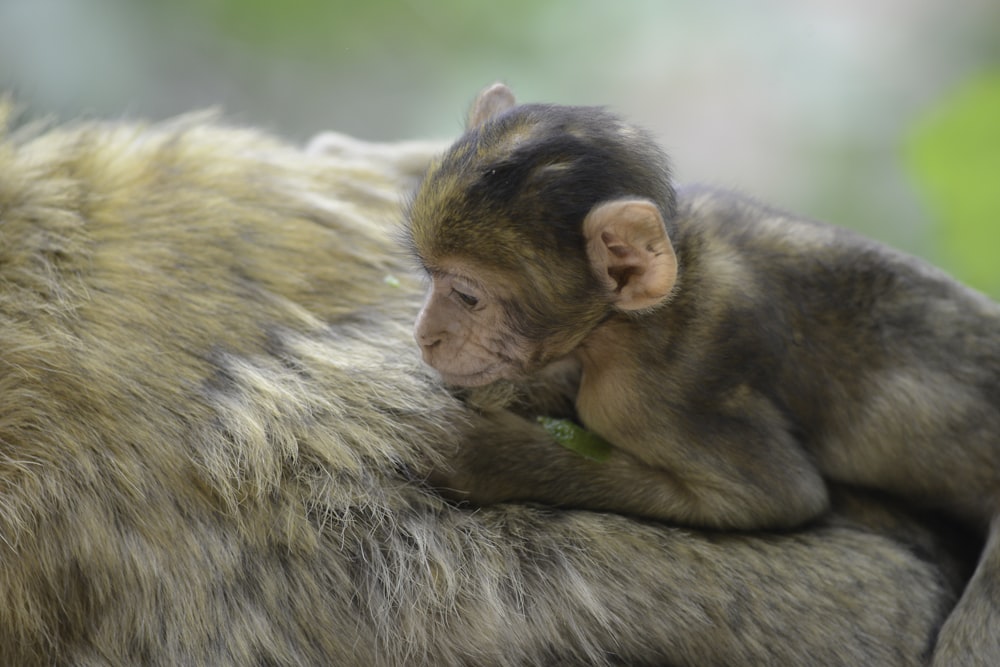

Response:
(452, 289), (480, 308)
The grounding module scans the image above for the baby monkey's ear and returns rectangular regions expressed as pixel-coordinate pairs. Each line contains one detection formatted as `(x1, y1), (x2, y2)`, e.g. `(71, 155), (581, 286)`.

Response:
(583, 198), (678, 311)
(467, 83), (517, 129)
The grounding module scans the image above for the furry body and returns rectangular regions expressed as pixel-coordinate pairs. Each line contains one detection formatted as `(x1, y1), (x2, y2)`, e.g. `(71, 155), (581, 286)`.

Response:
(0, 102), (969, 665)
(409, 89), (1000, 665)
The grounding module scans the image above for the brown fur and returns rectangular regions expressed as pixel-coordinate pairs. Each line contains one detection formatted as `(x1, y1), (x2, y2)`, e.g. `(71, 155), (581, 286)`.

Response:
(409, 85), (1000, 665)
(0, 99), (971, 665)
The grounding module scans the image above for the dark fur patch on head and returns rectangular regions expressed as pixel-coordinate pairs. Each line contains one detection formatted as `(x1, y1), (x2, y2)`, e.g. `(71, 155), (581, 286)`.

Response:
(409, 104), (675, 270)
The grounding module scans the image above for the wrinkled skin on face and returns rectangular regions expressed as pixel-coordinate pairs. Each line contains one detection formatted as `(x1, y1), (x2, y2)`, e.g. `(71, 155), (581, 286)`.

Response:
(414, 267), (535, 387)
(412, 198), (677, 390)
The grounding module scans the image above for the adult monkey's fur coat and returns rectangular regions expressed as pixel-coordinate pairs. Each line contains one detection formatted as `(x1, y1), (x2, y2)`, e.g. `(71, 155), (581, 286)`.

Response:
(0, 102), (970, 665)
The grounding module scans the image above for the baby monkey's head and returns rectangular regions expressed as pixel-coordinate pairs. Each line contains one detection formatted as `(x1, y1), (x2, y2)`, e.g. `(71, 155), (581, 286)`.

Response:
(408, 84), (678, 387)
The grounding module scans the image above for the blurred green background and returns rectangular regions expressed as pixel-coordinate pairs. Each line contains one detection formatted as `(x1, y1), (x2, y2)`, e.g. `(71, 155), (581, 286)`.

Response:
(2, 0), (998, 295)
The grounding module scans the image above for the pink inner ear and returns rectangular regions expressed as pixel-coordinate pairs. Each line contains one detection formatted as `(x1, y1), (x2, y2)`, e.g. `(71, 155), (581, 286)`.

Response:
(585, 198), (676, 310)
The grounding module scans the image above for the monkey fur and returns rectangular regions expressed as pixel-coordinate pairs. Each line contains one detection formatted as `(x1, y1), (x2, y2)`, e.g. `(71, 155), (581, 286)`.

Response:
(409, 84), (1000, 665)
(0, 98), (972, 666)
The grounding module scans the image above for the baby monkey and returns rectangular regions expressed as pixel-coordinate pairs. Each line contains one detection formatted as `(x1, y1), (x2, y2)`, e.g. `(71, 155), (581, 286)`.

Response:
(408, 84), (1000, 665)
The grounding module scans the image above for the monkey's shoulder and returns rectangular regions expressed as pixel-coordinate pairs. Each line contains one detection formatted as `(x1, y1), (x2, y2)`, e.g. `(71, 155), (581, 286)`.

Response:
(675, 184), (867, 256)
(673, 184), (996, 316)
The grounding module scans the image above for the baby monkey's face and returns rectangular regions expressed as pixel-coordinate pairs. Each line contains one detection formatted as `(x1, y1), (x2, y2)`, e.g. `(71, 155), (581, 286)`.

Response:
(413, 264), (540, 387)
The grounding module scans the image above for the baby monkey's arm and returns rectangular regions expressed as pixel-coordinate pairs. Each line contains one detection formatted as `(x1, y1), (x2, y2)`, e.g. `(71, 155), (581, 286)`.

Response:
(436, 398), (828, 531)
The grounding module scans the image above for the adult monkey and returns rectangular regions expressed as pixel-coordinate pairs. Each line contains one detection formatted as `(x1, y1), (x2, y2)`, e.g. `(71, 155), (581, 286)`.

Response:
(0, 99), (968, 666)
